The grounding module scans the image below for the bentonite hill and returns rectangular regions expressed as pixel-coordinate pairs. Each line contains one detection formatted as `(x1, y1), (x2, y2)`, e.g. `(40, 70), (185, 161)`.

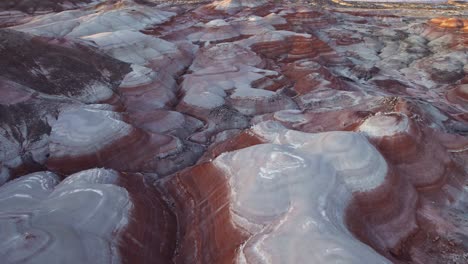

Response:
(0, 0), (467, 263)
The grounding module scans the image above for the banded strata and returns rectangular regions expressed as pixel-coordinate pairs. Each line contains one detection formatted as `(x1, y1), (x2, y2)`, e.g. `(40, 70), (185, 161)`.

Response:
(0, 0), (467, 263)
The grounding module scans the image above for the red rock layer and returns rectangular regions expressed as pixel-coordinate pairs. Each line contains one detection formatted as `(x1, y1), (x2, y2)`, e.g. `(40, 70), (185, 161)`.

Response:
(159, 162), (249, 264)
(47, 128), (201, 177)
(251, 35), (338, 64)
(282, 60), (350, 94)
(276, 10), (337, 32)
(117, 172), (177, 263)
(199, 130), (264, 162)
(346, 104), (468, 263)
(446, 84), (468, 111)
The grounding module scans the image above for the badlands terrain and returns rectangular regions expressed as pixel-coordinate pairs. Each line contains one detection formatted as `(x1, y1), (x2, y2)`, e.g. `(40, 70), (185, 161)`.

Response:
(0, 0), (467, 263)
